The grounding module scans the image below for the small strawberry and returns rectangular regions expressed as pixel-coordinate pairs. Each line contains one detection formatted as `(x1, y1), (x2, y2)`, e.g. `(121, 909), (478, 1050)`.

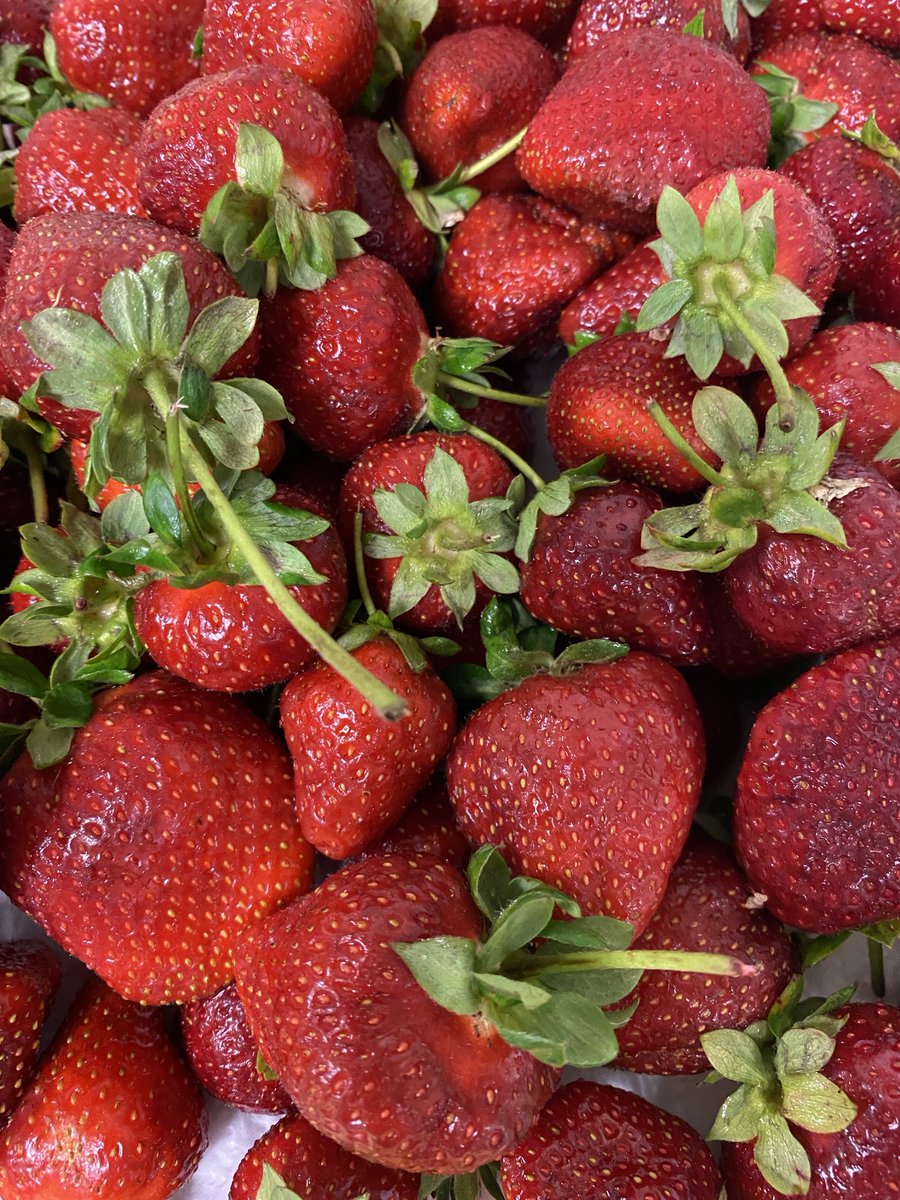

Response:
(500, 1080), (724, 1200)
(821, 0), (900, 49)
(429, 0), (577, 47)
(518, 27), (770, 232)
(201, 0), (378, 115)
(365, 775), (471, 867)
(557, 237), (665, 346)
(0, 940), (60, 1129)
(0, 977), (208, 1199)
(50, 0), (205, 117)
(566, 0), (752, 66)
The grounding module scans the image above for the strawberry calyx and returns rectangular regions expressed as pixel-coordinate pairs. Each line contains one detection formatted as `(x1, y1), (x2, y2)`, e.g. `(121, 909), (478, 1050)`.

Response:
(415, 336), (548, 412)
(200, 123), (370, 297)
(703, 977), (859, 1197)
(254, 1163), (369, 1200)
(421, 1164), (504, 1200)
(842, 112), (900, 163)
(360, 0), (438, 115)
(872, 363), (900, 463)
(0, 392), (61, 524)
(723, 0), (774, 40)
(394, 845), (756, 1070)
(752, 61), (839, 166)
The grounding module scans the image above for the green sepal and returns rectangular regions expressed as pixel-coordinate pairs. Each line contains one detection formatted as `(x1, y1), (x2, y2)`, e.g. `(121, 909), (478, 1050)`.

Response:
(254, 1163), (368, 1200)
(842, 113), (900, 161)
(683, 10), (705, 37)
(753, 60), (838, 165)
(377, 121), (479, 237)
(0, 33), (108, 145)
(255, 1051), (278, 1082)
(338, 605), (459, 674)
(566, 329), (603, 355)
(420, 1165), (503, 1200)
(359, 0), (437, 115)
(515, 456), (612, 561)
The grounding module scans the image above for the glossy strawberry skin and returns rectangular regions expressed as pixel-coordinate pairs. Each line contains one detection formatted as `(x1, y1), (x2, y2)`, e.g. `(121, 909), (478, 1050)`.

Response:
(751, 0), (823, 53)
(50, 0), (205, 117)
(181, 981), (292, 1115)
(201, 0), (377, 114)
(735, 638), (900, 933)
(234, 853), (560, 1174)
(558, 237), (664, 345)
(725, 457), (900, 655)
(567, 0), (751, 65)
(447, 653), (705, 934)
(281, 637), (457, 859)
(0, 941), (60, 1129)
(0, 672), (315, 1004)
(518, 28), (769, 232)
(0, 978), (208, 1200)
(365, 775), (471, 868)
(402, 27), (558, 193)
(821, 0), (900, 48)
(260, 255), (429, 461)
(501, 1080), (724, 1200)
(722, 1003), (900, 1199)
(430, 0), (577, 46)
(137, 65), (355, 235)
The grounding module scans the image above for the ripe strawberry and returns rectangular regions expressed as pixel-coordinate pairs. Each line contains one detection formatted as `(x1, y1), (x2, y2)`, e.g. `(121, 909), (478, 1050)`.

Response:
(734, 637), (900, 932)
(181, 981), (292, 1115)
(365, 775), (471, 867)
(500, 1080), (724, 1199)
(229, 1111), (420, 1200)
(402, 27), (558, 193)
(558, 237), (665, 345)
(0, 671), (315, 1004)
(546, 333), (720, 492)
(463, 392), (533, 459)
(0, 1), (51, 61)
(447, 651), (705, 933)
(518, 27), (769, 232)
(434, 193), (632, 348)
(751, 0), (823, 52)
(566, 0), (751, 66)
(0, 977), (208, 1200)
(201, 0), (378, 115)
(233, 853), (560, 1173)
(821, 0), (900, 49)
(0, 940), (60, 1129)
(429, 0), (577, 47)
(280, 636), (456, 858)
(14, 107), (146, 224)
(50, 0), (205, 117)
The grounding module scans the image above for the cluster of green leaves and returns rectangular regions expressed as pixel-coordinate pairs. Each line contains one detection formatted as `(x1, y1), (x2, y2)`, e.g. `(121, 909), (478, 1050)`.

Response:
(360, 0), (438, 114)
(797, 919), (900, 970)
(753, 61), (838, 166)
(704, 978), (858, 1196)
(254, 1163), (368, 1200)
(414, 337), (518, 409)
(378, 121), (480, 243)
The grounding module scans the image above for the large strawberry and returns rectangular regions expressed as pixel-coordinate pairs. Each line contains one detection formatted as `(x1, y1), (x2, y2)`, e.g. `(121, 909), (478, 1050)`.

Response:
(0, 940), (60, 1129)
(566, 0), (752, 65)
(0, 977), (208, 1199)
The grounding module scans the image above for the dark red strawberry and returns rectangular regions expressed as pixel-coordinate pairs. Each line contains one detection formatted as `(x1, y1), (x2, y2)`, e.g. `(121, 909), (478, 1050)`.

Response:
(500, 1080), (724, 1200)
(230, 1110), (420, 1200)
(0, 977), (208, 1200)
(518, 28), (769, 232)
(0, 671), (315, 1004)
(462, 392), (533, 460)
(821, 0), (900, 48)
(201, 0), (378, 114)
(447, 651), (705, 933)
(558, 237), (665, 345)
(14, 107), (146, 224)
(0, 940), (60, 1129)
(233, 853), (559, 1173)
(50, 0), (204, 117)
(365, 775), (471, 868)
(281, 636), (456, 858)
(181, 981), (292, 1115)
(0, 1), (52, 80)
(434, 193), (633, 349)
(566, 0), (751, 65)
(734, 637), (900, 932)
(273, 446), (347, 517)
(751, 0), (823, 52)
(429, 0), (578, 47)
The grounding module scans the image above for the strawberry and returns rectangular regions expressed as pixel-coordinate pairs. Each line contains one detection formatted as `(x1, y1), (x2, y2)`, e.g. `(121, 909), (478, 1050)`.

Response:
(821, 0), (900, 49)
(280, 636), (457, 858)
(546, 332), (721, 492)
(518, 27), (769, 232)
(0, 223), (13, 300)
(365, 775), (471, 867)
(0, 977), (208, 1200)
(429, 0), (578, 47)
(609, 833), (798, 1074)
(734, 637), (900, 933)
(401, 27), (558, 194)
(434, 193), (632, 349)
(229, 1111), (420, 1200)
(557, 237), (665, 345)
(0, 1), (51, 64)
(751, 322), (900, 486)
(447, 649), (705, 933)
(181, 981), (292, 1115)
(500, 1080), (724, 1199)
(751, 0), (823, 52)
(0, 940), (60, 1129)
(201, 0), (378, 115)
(50, 0), (205, 117)
(0, 671), (315, 1004)
(13, 107), (146, 224)
(462, 392), (533, 459)
(566, 0), (752, 66)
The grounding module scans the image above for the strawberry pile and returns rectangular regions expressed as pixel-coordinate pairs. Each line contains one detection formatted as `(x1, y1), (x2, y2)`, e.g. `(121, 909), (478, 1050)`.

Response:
(0, 0), (898, 1197)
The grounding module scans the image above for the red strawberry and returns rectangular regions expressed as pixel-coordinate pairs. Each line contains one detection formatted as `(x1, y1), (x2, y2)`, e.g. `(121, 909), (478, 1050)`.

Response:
(0, 978), (208, 1200)
(546, 332), (720, 492)
(50, 0), (205, 117)
(462, 392), (533, 459)
(558, 237), (666, 345)
(0, 671), (315, 1004)
(14, 107), (147, 225)
(447, 651), (705, 933)
(752, 322), (900, 486)
(280, 636), (457, 858)
(434, 193), (633, 349)
(500, 1080), (724, 1200)
(429, 0), (578, 48)
(821, 0), (900, 48)
(518, 27), (769, 232)
(229, 1110), (420, 1200)
(0, 940), (60, 1129)
(402, 27), (558, 194)
(725, 456), (900, 655)
(0, 1), (51, 66)
(365, 775), (471, 868)
(567, 0), (751, 66)
(233, 853), (560, 1172)
(201, 0), (378, 115)
(181, 981), (292, 1115)
(734, 637), (900, 932)
(751, 0), (823, 52)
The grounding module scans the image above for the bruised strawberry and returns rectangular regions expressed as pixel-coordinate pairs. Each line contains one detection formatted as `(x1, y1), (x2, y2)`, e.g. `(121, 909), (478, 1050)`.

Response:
(0, 671), (315, 1004)
(566, 0), (751, 65)
(0, 940), (60, 1129)
(429, 0), (577, 47)
(558, 237), (664, 345)
(365, 775), (470, 868)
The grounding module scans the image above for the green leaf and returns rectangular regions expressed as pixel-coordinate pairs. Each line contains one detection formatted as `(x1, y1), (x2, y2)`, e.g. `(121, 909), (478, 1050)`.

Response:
(655, 186), (704, 260)
(541, 915), (633, 952)
(100, 491), (150, 546)
(775, 1028), (834, 1077)
(0, 652), (48, 699)
(100, 265), (152, 354)
(754, 1113), (811, 1196)
(24, 308), (125, 385)
(872, 361), (900, 390)
(708, 1083), (772, 1143)
(680, 309), (725, 380)
(476, 892), (555, 973)
(701, 1029), (775, 1086)
(764, 491), (847, 547)
(842, 113), (900, 160)
(798, 931), (851, 969)
(683, 9), (705, 36)
(487, 990), (619, 1069)
(235, 123), (285, 194)
(781, 1073), (857, 1134)
(703, 182), (746, 263)
(473, 973), (550, 1009)
(691, 386), (759, 463)
(392, 937), (480, 1015)
(182, 296), (260, 378)
(636, 278), (693, 331)
(142, 473), (182, 545)
(255, 1050), (278, 1081)
(25, 719), (76, 769)
(468, 845), (515, 922)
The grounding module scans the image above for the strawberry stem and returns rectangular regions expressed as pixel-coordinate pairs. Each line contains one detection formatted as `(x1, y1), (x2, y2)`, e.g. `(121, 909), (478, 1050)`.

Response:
(22, 431), (48, 525)
(457, 127), (527, 184)
(868, 939), (886, 998)
(646, 401), (727, 486)
(448, 413), (545, 491)
(162, 407), (215, 558)
(437, 372), (547, 408)
(515, 949), (756, 979)
(711, 277), (797, 426)
(353, 510), (378, 618)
